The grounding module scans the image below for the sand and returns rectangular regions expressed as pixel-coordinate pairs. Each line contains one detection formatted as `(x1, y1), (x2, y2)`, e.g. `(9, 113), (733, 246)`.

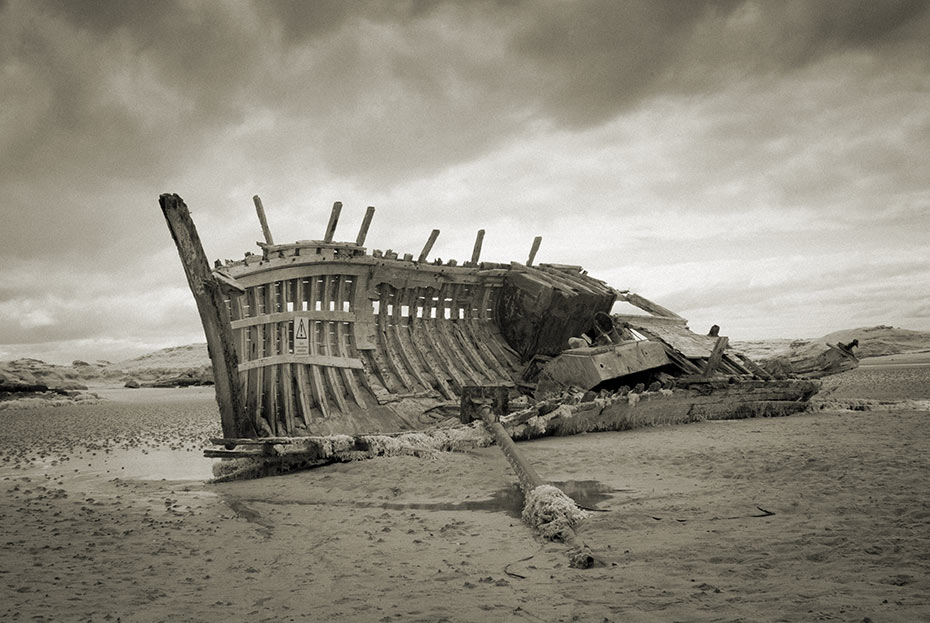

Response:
(1, 373), (929, 622)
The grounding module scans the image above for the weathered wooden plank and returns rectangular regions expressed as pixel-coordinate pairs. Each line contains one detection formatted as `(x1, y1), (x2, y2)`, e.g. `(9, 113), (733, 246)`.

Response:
(434, 284), (484, 385)
(309, 363), (329, 419)
(304, 294), (331, 419)
(356, 205), (375, 246)
(237, 353), (365, 372)
(263, 283), (279, 435)
(230, 309), (355, 329)
(733, 352), (774, 380)
(323, 201), (342, 242)
(212, 269), (246, 295)
(293, 364), (314, 426)
(233, 263), (369, 288)
(471, 229), (485, 264)
(403, 287), (455, 400)
(230, 293), (248, 380)
(279, 280), (296, 434)
(463, 285), (513, 378)
(526, 236), (542, 267)
(463, 318), (511, 380)
(253, 195), (274, 245)
(319, 276), (349, 413)
(535, 264), (598, 295)
(377, 286), (415, 391)
(390, 288), (430, 391)
(246, 287), (262, 430)
(702, 336), (730, 378)
(292, 276), (322, 420)
(420, 289), (467, 393)
(336, 321), (367, 408)
(418, 229), (440, 263)
(472, 284), (519, 367)
(159, 193), (257, 438)
(448, 284), (499, 382)
(320, 323), (349, 413)
(613, 314), (687, 326)
(333, 275), (366, 408)
(253, 366), (265, 431)
(617, 291), (685, 320)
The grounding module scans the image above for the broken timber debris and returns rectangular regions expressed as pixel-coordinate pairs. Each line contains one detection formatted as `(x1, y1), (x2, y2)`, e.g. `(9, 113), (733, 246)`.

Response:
(160, 192), (855, 473)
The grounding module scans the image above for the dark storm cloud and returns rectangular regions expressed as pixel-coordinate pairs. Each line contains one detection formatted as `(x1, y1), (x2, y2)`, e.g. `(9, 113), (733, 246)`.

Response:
(797, 0), (928, 48)
(509, 0), (930, 128)
(9, 0), (928, 191)
(510, 0), (739, 127)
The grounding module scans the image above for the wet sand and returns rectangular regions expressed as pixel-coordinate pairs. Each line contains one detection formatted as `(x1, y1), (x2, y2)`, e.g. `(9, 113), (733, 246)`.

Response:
(1, 377), (929, 622)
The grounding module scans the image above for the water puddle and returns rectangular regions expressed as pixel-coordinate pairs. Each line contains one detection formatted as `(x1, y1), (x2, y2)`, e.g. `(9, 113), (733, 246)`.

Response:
(0, 447), (216, 485)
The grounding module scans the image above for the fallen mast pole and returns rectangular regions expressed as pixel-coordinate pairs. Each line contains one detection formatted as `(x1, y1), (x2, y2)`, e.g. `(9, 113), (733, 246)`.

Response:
(475, 401), (596, 568)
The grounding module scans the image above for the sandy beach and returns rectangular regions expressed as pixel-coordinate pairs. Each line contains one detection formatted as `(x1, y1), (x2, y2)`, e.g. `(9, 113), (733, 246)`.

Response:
(2, 368), (929, 622)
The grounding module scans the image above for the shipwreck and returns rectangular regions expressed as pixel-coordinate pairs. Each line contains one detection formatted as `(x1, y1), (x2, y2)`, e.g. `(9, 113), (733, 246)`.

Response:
(160, 193), (856, 566)
(158, 192), (847, 453)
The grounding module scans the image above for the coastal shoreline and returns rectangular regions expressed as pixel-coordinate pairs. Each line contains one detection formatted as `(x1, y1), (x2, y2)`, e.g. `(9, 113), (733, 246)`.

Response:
(1, 365), (928, 621)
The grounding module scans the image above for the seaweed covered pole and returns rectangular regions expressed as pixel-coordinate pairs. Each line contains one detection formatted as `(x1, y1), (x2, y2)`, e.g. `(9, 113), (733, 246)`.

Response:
(462, 387), (596, 568)
(159, 193), (257, 439)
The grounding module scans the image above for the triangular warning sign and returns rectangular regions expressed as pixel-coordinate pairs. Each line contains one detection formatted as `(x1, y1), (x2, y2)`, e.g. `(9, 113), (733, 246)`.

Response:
(295, 317), (308, 339)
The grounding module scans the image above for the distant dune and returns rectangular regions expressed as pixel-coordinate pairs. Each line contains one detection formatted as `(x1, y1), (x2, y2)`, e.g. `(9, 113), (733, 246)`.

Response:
(114, 343), (210, 371)
(732, 325), (930, 362)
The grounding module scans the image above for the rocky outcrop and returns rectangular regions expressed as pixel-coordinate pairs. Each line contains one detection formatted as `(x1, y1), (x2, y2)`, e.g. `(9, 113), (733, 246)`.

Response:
(142, 365), (214, 388)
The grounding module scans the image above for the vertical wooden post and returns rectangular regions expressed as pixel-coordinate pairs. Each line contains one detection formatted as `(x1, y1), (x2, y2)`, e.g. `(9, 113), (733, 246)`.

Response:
(323, 201), (342, 242)
(356, 206), (375, 246)
(159, 193), (257, 439)
(527, 236), (542, 267)
(702, 336), (729, 378)
(471, 229), (485, 264)
(253, 195), (274, 245)
(418, 229), (440, 263)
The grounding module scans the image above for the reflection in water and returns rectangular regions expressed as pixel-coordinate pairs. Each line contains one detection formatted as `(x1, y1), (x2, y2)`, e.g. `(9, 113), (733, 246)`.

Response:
(1, 447), (216, 485)
(218, 480), (625, 522)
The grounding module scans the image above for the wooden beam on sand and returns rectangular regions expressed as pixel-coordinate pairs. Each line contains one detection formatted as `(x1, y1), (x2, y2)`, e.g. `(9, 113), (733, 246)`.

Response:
(461, 386), (595, 568)
(253, 195), (274, 245)
(159, 193), (257, 439)
(323, 202), (342, 242)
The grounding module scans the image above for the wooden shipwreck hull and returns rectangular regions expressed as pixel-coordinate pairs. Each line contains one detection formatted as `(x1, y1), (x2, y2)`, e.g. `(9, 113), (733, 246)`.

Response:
(158, 193), (833, 464)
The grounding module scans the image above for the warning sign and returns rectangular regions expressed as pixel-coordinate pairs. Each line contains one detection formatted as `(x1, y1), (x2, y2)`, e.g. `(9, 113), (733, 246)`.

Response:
(293, 317), (309, 355)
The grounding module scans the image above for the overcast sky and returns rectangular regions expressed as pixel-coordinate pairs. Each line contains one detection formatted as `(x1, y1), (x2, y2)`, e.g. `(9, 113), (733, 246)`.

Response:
(2, 0), (929, 364)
